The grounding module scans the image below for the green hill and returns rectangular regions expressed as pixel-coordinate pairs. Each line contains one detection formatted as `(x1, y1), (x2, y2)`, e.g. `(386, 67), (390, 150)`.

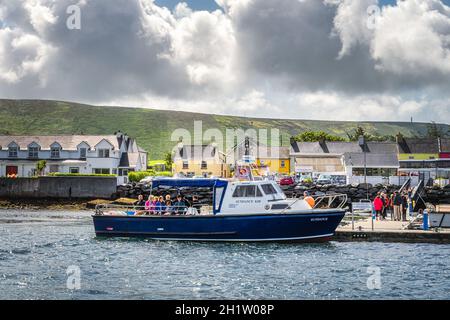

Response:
(0, 99), (448, 159)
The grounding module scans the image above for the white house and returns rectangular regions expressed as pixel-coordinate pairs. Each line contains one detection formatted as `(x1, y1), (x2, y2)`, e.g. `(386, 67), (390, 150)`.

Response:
(290, 141), (399, 185)
(0, 132), (147, 185)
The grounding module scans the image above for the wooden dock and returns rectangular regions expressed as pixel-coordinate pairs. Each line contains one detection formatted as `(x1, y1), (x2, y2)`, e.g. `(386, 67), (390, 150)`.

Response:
(335, 218), (450, 243)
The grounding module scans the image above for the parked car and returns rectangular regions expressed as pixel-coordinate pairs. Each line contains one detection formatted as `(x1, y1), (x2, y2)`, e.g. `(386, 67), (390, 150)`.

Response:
(316, 174), (332, 185)
(279, 176), (295, 186)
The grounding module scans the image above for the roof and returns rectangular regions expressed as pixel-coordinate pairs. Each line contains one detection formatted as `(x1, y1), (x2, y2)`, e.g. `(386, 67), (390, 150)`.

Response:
(291, 141), (398, 155)
(0, 135), (120, 150)
(397, 138), (439, 154)
(343, 153), (399, 168)
(119, 152), (141, 168)
(258, 146), (290, 159)
(175, 145), (219, 160)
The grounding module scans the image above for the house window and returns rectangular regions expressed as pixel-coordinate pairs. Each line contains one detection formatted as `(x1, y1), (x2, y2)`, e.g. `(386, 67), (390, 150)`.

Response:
(112, 168), (118, 175)
(98, 149), (110, 158)
(201, 161), (207, 169)
(69, 167), (79, 174)
(49, 165), (59, 173)
(8, 146), (18, 158)
(51, 147), (60, 158)
(28, 146), (39, 158)
(80, 148), (87, 159)
(183, 161), (189, 169)
(280, 160), (286, 168)
(93, 168), (110, 174)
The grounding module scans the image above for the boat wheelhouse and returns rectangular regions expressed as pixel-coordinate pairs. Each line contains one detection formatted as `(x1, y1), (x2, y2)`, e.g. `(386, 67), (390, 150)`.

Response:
(92, 178), (347, 242)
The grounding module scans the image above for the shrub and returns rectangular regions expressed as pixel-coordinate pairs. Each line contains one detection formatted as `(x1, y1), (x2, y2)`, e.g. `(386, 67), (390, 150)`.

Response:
(128, 170), (173, 182)
(128, 171), (153, 182)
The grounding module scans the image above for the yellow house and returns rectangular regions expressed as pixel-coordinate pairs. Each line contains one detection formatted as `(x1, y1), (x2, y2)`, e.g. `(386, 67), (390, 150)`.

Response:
(256, 147), (291, 175)
(173, 144), (230, 177)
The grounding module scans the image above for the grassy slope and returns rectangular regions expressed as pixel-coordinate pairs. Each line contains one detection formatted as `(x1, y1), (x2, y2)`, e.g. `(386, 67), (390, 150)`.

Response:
(0, 99), (447, 159)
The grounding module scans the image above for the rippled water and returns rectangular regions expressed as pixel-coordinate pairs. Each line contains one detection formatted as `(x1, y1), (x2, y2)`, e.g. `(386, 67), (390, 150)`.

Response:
(0, 209), (449, 300)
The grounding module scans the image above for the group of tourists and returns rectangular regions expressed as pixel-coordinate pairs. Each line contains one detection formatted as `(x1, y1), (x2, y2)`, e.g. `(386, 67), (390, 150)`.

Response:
(373, 189), (411, 222)
(133, 194), (202, 216)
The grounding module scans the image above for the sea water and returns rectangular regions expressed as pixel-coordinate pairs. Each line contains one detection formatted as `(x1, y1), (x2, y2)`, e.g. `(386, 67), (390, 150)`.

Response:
(0, 210), (449, 300)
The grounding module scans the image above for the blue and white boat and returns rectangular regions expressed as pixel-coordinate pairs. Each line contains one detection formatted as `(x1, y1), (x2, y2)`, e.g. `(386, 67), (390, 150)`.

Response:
(92, 178), (347, 242)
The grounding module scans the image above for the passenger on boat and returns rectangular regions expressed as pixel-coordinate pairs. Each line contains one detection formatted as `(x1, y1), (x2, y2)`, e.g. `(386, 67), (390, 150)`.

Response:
(134, 194), (146, 215)
(303, 191), (315, 209)
(173, 195), (187, 215)
(157, 196), (166, 215)
(145, 195), (154, 215)
(159, 196), (166, 214)
(191, 195), (202, 214)
(164, 200), (174, 215)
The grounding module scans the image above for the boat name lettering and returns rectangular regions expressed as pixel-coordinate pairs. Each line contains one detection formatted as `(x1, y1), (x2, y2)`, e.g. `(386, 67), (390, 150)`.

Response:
(311, 218), (328, 222)
(235, 200), (261, 204)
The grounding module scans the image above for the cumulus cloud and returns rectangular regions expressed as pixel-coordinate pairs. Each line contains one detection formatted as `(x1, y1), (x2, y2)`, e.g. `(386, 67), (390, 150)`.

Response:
(0, 0), (449, 123)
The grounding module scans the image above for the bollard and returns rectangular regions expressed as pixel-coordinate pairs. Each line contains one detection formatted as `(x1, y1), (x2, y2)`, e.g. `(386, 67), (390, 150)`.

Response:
(371, 204), (375, 231)
(423, 209), (429, 231)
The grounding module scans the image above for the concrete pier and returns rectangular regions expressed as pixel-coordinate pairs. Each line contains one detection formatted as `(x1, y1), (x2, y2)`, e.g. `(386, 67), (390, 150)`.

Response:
(336, 218), (450, 243)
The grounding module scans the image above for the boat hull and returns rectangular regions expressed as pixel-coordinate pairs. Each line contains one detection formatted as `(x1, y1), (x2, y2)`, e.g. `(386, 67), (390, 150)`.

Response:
(92, 210), (345, 242)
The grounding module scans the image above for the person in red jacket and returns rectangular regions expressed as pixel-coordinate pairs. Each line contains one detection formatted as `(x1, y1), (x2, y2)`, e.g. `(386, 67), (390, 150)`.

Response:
(373, 193), (384, 221)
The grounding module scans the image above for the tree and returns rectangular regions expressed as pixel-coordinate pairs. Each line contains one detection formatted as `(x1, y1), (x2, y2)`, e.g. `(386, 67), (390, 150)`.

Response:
(347, 126), (368, 141)
(164, 151), (174, 171)
(36, 160), (47, 176)
(346, 126), (394, 142)
(426, 121), (448, 138)
(293, 131), (346, 142)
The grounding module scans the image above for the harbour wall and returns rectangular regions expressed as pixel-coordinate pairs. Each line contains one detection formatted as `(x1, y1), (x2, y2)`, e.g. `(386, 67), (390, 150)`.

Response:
(0, 177), (117, 199)
(117, 182), (450, 205)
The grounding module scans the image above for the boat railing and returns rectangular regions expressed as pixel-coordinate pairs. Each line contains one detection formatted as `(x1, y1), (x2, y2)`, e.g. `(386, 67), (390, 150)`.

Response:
(94, 203), (210, 216)
(282, 193), (348, 213)
(312, 193), (348, 210)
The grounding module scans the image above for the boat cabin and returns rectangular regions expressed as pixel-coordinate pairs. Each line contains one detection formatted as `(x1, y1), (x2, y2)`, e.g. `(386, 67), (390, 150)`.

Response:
(150, 178), (313, 215)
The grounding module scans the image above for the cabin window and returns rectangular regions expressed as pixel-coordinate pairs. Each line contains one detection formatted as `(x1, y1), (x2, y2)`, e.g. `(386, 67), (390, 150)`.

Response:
(183, 161), (189, 169)
(261, 183), (278, 195)
(232, 185), (262, 197)
(201, 161), (207, 169)
(256, 186), (263, 197)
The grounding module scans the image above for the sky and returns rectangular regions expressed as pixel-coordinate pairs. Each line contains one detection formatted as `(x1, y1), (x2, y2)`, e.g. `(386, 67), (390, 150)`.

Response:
(1, 0), (450, 123)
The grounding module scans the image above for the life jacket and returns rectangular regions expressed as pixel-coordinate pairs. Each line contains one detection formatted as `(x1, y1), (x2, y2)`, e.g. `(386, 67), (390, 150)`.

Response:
(304, 196), (315, 208)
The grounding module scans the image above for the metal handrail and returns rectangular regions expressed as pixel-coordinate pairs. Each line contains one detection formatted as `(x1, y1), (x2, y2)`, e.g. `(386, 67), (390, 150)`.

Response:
(313, 193), (348, 209)
(280, 193), (348, 214)
(94, 203), (201, 216)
